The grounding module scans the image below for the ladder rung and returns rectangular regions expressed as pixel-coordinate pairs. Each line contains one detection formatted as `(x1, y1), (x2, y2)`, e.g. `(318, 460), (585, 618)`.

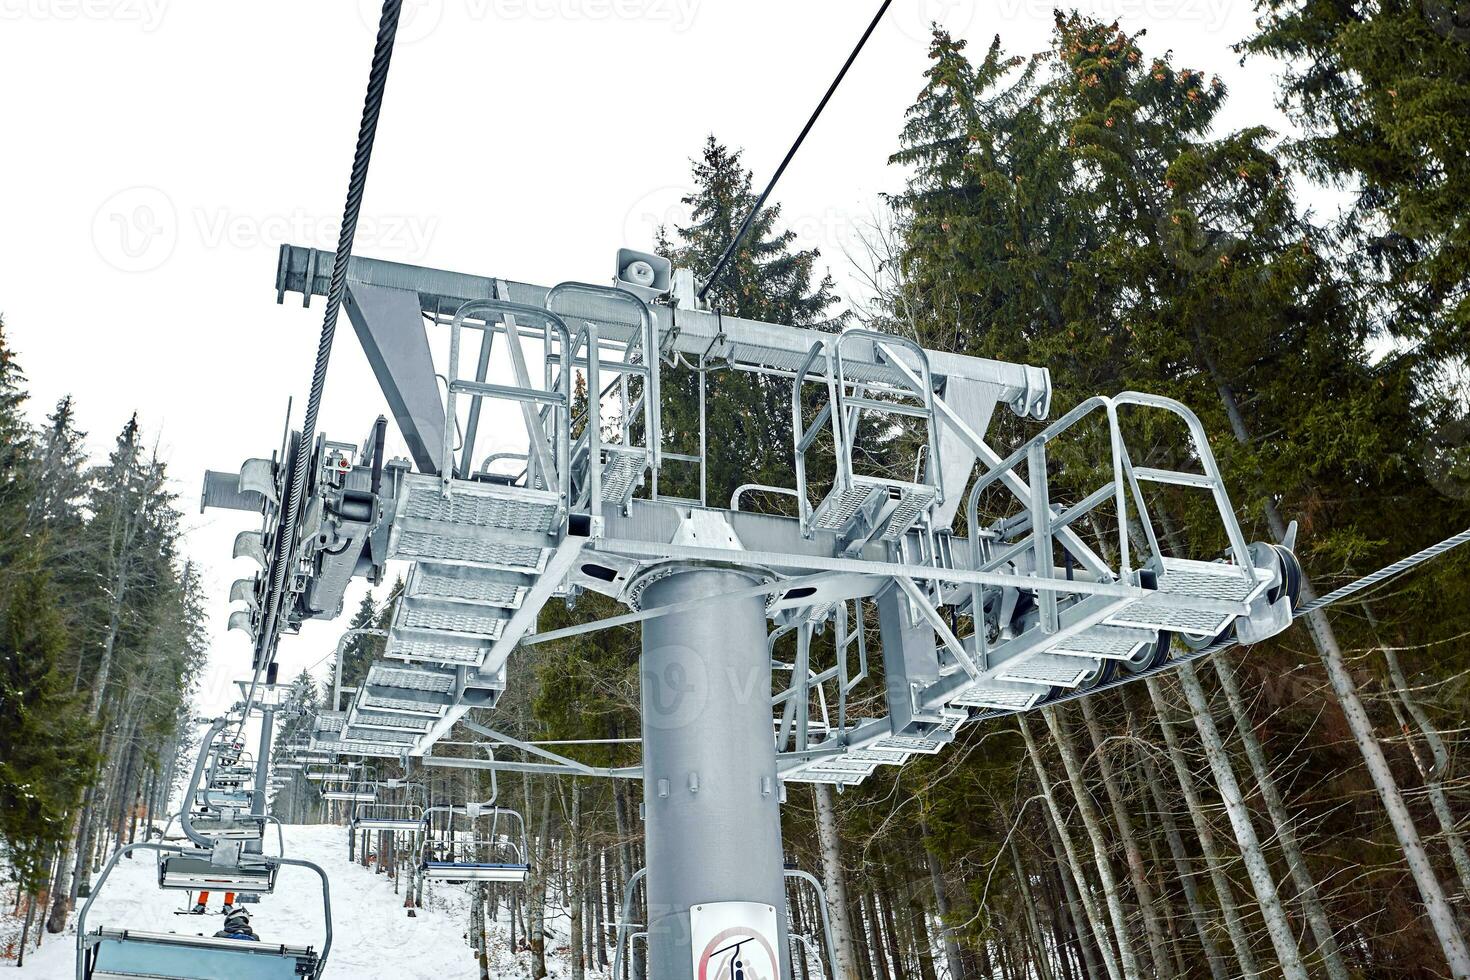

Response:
(448, 380), (566, 406)
(1133, 467), (1214, 488)
(844, 396), (930, 418)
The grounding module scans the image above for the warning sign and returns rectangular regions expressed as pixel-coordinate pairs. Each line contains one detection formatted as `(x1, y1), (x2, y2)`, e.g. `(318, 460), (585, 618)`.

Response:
(689, 901), (780, 980)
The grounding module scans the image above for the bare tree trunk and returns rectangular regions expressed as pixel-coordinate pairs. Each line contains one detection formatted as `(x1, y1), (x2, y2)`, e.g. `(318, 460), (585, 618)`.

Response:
(477, 882), (491, 980)
(864, 889), (893, 980)
(1077, 698), (1171, 975)
(611, 778), (644, 980)
(1040, 808), (1106, 980)
(1210, 655), (1351, 979)
(909, 893), (940, 980)
(1006, 831), (1055, 980)
(570, 782), (585, 980)
(814, 785), (862, 980)
(1135, 743), (1229, 980)
(1144, 678), (1262, 977)
(1040, 706), (1143, 980)
(1381, 643), (1470, 897)
(1019, 713), (1124, 980)
(1210, 353), (1470, 973)
(919, 815), (967, 980)
(1175, 663), (1308, 979)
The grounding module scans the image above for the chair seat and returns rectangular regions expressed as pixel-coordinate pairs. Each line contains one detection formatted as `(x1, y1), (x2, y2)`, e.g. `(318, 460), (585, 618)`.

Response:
(420, 861), (529, 883)
(84, 928), (317, 980)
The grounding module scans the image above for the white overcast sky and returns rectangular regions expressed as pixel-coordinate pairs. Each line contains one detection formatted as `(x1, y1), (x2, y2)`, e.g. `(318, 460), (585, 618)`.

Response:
(0, 0), (1294, 716)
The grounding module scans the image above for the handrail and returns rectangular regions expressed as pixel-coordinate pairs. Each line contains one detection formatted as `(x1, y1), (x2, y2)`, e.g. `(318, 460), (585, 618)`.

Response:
(181, 718), (231, 848)
(445, 300), (572, 508)
(1113, 391), (1254, 578)
(855, 332), (943, 499)
(791, 340), (836, 532)
(545, 281), (660, 467)
(419, 803), (528, 866)
(75, 842), (334, 980)
(786, 868), (841, 979)
(965, 395), (1122, 629)
(611, 867), (649, 980)
(732, 483), (800, 512)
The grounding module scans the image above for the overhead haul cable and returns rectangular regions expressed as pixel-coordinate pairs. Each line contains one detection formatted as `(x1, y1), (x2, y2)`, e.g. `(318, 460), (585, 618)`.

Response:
(242, 0), (404, 723)
(698, 0), (895, 302)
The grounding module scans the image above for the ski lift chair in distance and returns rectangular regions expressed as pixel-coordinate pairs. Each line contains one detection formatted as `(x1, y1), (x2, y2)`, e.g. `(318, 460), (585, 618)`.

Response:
(351, 781), (425, 834)
(76, 842), (332, 980)
(320, 765), (377, 803)
(419, 804), (530, 884)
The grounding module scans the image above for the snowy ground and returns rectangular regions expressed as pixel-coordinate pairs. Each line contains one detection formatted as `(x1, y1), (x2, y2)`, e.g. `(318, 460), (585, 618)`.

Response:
(7, 824), (609, 979)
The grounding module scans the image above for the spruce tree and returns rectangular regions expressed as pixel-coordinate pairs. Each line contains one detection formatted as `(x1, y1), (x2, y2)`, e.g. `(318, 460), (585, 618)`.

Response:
(0, 316), (36, 578)
(1242, 0), (1470, 354)
(658, 136), (846, 506)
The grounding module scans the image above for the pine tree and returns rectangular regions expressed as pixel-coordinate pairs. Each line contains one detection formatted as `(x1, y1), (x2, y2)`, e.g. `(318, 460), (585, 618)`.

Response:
(657, 136), (846, 506)
(0, 572), (98, 893)
(1242, 0), (1470, 353)
(0, 316), (37, 578)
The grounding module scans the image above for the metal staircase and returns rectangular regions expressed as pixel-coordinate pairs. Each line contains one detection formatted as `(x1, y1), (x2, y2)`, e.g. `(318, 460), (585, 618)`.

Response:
(794, 330), (945, 550)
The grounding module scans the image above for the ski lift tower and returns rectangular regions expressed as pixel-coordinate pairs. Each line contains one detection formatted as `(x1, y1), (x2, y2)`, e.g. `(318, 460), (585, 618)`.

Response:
(203, 242), (1300, 980)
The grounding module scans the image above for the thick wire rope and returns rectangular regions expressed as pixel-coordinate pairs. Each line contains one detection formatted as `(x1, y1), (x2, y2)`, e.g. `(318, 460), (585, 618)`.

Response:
(237, 0), (403, 736)
(698, 0), (894, 302)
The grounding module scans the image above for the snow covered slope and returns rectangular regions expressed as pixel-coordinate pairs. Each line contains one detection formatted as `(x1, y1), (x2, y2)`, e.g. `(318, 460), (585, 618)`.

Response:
(18, 824), (606, 979)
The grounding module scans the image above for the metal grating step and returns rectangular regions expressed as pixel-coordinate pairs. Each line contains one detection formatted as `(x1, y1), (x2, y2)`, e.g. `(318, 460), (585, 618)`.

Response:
(785, 769), (868, 787)
(998, 653), (1100, 688)
(810, 485), (876, 533)
(394, 530), (547, 572)
(350, 711), (433, 733)
(357, 691), (445, 716)
(386, 634), (488, 667)
(396, 598), (509, 639)
(1051, 624), (1156, 660)
(950, 682), (1048, 712)
(400, 477), (561, 532)
(877, 484), (939, 541)
(873, 710), (966, 754)
(366, 664), (456, 694)
(1107, 557), (1265, 637)
(599, 447), (648, 504)
(406, 564), (528, 608)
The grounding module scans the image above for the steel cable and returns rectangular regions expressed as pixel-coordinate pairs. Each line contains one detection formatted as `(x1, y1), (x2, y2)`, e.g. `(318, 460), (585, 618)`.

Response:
(242, 0), (403, 726)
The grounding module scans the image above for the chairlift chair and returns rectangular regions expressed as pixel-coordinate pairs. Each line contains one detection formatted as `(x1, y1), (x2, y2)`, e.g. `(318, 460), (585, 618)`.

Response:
(77, 842), (331, 980)
(196, 788), (254, 809)
(418, 804), (530, 884)
(157, 847), (279, 894)
(351, 780), (425, 834)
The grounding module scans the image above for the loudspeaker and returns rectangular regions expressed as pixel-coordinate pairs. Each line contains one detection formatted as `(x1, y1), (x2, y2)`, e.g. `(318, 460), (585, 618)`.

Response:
(614, 247), (672, 301)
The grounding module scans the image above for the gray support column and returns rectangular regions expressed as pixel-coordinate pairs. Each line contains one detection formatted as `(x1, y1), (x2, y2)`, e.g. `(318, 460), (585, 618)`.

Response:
(248, 707), (274, 855)
(640, 567), (791, 980)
